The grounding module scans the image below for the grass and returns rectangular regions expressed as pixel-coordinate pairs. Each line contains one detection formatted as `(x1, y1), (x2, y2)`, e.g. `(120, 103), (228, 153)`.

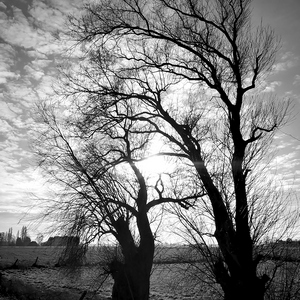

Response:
(0, 245), (220, 300)
(2, 244), (300, 300)
(0, 246), (64, 268)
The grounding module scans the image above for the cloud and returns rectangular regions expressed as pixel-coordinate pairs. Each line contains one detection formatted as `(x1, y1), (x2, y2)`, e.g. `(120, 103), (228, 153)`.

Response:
(36, 75), (56, 97)
(26, 50), (48, 60)
(6, 81), (39, 106)
(0, 212), (27, 235)
(29, 0), (65, 32)
(293, 75), (300, 85)
(24, 65), (45, 81)
(270, 151), (297, 168)
(0, 43), (19, 83)
(272, 51), (299, 73)
(266, 132), (300, 193)
(262, 81), (282, 93)
(0, 100), (22, 120)
(0, 71), (20, 84)
(47, 0), (85, 15)
(0, 119), (13, 134)
(0, 6), (63, 55)
(0, 0), (87, 235)
(0, 162), (50, 214)
(31, 59), (52, 69)
(0, 7), (42, 49)
(0, 2), (7, 10)
(0, 10), (8, 23)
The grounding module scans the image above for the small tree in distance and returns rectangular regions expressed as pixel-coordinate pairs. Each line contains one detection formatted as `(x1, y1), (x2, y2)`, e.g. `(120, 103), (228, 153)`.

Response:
(20, 226), (31, 246)
(0, 228), (15, 246)
(36, 233), (44, 245)
(16, 237), (23, 246)
(21, 226), (27, 242)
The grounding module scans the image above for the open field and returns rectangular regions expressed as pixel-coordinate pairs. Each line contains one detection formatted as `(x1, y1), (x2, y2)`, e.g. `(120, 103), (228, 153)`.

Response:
(0, 244), (209, 270)
(2, 245), (300, 300)
(0, 245), (197, 268)
(0, 246), (64, 269)
(0, 264), (221, 300)
(0, 246), (221, 300)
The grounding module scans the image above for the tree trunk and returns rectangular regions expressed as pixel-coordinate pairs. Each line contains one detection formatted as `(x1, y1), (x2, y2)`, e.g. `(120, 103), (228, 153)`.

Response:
(214, 258), (268, 300)
(110, 251), (153, 300)
(222, 278), (266, 300)
(110, 215), (154, 300)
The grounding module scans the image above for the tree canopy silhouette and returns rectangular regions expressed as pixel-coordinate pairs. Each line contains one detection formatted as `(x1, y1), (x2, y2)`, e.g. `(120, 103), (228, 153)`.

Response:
(34, 0), (294, 299)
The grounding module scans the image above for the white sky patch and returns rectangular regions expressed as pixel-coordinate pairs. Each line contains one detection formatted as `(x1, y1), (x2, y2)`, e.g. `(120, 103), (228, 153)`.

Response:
(0, 43), (19, 83)
(29, 0), (66, 32)
(0, 10), (7, 23)
(6, 84), (38, 108)
(272, 51), (299, 73)
(265, 131), (300, 193)
(0, 101), (22, 119)
(0, 166), (47, 212)
(272, 150), (296, 164)
(262, 80), (282, 93)
(47, 0), (86, 15)
(0, 7), (41, 49)
(35, 38), (65, 55)
(0, 119), (13, 134)
(269, 151), (300, 176)
(0, 43), (16, 62)
(0, 6), (62, 56)
(0, 71), (19, 84)
(293, 75), (300, 85)
(0, 158), (21, 171)
(26, 50), (48, 60)
(24, 64), (45, 81)
(273, 141), (294, 150)
(273, 132), (286, 140)
(0, 2), (6, 10)
(283, 91), (300, 104)
(35, 75), (56, 99)
(31, 59), (52, 69)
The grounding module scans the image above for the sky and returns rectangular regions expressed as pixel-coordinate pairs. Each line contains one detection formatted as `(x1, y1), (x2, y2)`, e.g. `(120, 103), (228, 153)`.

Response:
(0, 0), (299, 241)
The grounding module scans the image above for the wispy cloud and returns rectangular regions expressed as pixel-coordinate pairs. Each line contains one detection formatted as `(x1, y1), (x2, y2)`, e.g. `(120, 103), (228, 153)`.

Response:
(262, 80), (282, 93)
(0, 1), (75, 232)
(0, 100), (23, 119)
(0, 43), (19, 83)
(272, 51), (299, 73)
(293, 75), (300, 86)
(267, 134), (300, 192)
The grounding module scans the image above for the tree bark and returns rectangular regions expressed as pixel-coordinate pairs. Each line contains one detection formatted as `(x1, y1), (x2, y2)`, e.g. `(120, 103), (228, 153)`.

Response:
(110, 215), (154, 300)
(214, 257), (268, 300)
(188, 145), (268, 300)
(110, 256), (153, 300)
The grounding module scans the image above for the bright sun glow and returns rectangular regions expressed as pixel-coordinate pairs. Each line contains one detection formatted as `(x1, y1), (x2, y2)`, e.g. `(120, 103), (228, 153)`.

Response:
(138, 155), (172, 175)
(137, 140), (175, 176)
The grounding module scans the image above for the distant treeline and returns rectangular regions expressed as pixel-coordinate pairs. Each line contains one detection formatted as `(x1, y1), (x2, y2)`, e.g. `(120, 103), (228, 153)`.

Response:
(0, 226), (38, 246)
(0, 226), (80, 247)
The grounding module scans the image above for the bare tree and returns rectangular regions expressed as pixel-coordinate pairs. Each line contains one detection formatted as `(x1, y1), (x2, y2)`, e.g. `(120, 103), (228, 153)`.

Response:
(48, 0), (297, 299)
(174, 175), (299, 299)
(33, 94), (198, 299)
